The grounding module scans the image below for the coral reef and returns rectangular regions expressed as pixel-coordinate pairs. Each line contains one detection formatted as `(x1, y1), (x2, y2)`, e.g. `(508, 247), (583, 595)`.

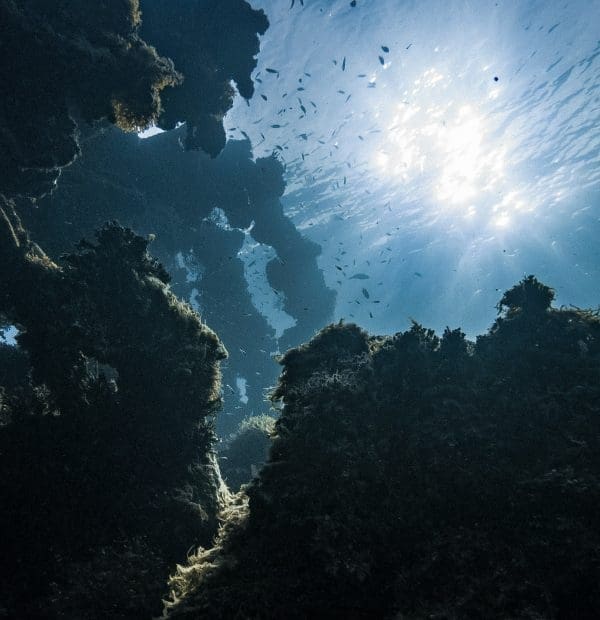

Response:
(165, 277), (600, 619)
(0, 202), (228, 618)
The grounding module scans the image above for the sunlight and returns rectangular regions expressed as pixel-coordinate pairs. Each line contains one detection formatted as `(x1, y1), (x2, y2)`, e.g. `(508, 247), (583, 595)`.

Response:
(372, 67), (522, 228)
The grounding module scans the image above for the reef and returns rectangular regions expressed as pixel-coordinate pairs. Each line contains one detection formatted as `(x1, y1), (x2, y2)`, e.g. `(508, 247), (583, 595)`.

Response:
(0, 0), (179, 199)
(166, 277), (600, 619)
(0, 0), (268, 200)
(140, 0), (269, 156)
(0, 203), (228, 617)
(219, 414), (276, 491)
(17, 127), (335, 435)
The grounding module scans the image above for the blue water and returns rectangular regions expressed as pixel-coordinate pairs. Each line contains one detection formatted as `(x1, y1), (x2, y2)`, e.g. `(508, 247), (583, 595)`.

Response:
(223, 0), (600, 338)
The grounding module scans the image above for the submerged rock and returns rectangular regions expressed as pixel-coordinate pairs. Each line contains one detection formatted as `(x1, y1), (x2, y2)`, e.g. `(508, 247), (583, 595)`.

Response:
(219, 414), (276, 491)
(166, 277), (600, 619)
(0, 204), (229, 618)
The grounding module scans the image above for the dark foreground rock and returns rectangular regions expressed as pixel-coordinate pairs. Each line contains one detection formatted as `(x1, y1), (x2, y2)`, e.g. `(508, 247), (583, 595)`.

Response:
(0, 203), (228, 618)
(165, 276), (600, 620)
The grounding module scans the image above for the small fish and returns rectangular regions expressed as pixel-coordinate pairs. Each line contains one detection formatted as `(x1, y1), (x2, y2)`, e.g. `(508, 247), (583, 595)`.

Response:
(349, 273), (369, 279)
(362, 288), (370, 299)
(414, 271), (423, 278)
(379, 55), (385, 65)
(342, 57), (346, 71)
(350, 0), (357, 6)
(261, 94), (268, 101)
(271, 124), (282, 128)
(266, 67), (280, 75)
(381, 45), (390, 53)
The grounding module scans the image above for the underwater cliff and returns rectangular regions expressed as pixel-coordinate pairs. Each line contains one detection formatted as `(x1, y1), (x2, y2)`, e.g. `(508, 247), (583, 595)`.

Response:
(1, 0), (599, 618)
(165, 277), (600, 619)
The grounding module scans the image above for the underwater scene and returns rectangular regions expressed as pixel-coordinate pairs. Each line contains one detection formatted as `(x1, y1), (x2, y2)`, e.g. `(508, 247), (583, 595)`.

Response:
(1, 0), (599, 617)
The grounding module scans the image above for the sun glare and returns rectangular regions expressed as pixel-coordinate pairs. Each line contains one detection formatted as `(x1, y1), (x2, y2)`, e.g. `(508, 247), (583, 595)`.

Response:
(372, 67), (525, 229)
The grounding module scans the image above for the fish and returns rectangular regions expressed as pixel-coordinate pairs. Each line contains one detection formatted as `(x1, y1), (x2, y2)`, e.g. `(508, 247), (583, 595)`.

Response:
(362, 288), (370, 299)
(342, 57), (346, 71)
(261, 94), (267, 101)
(381, 45), (390, 53)
(349, 273), (369, 279)
(266, 67), (280, 76)
(379, 55), (385, 65)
